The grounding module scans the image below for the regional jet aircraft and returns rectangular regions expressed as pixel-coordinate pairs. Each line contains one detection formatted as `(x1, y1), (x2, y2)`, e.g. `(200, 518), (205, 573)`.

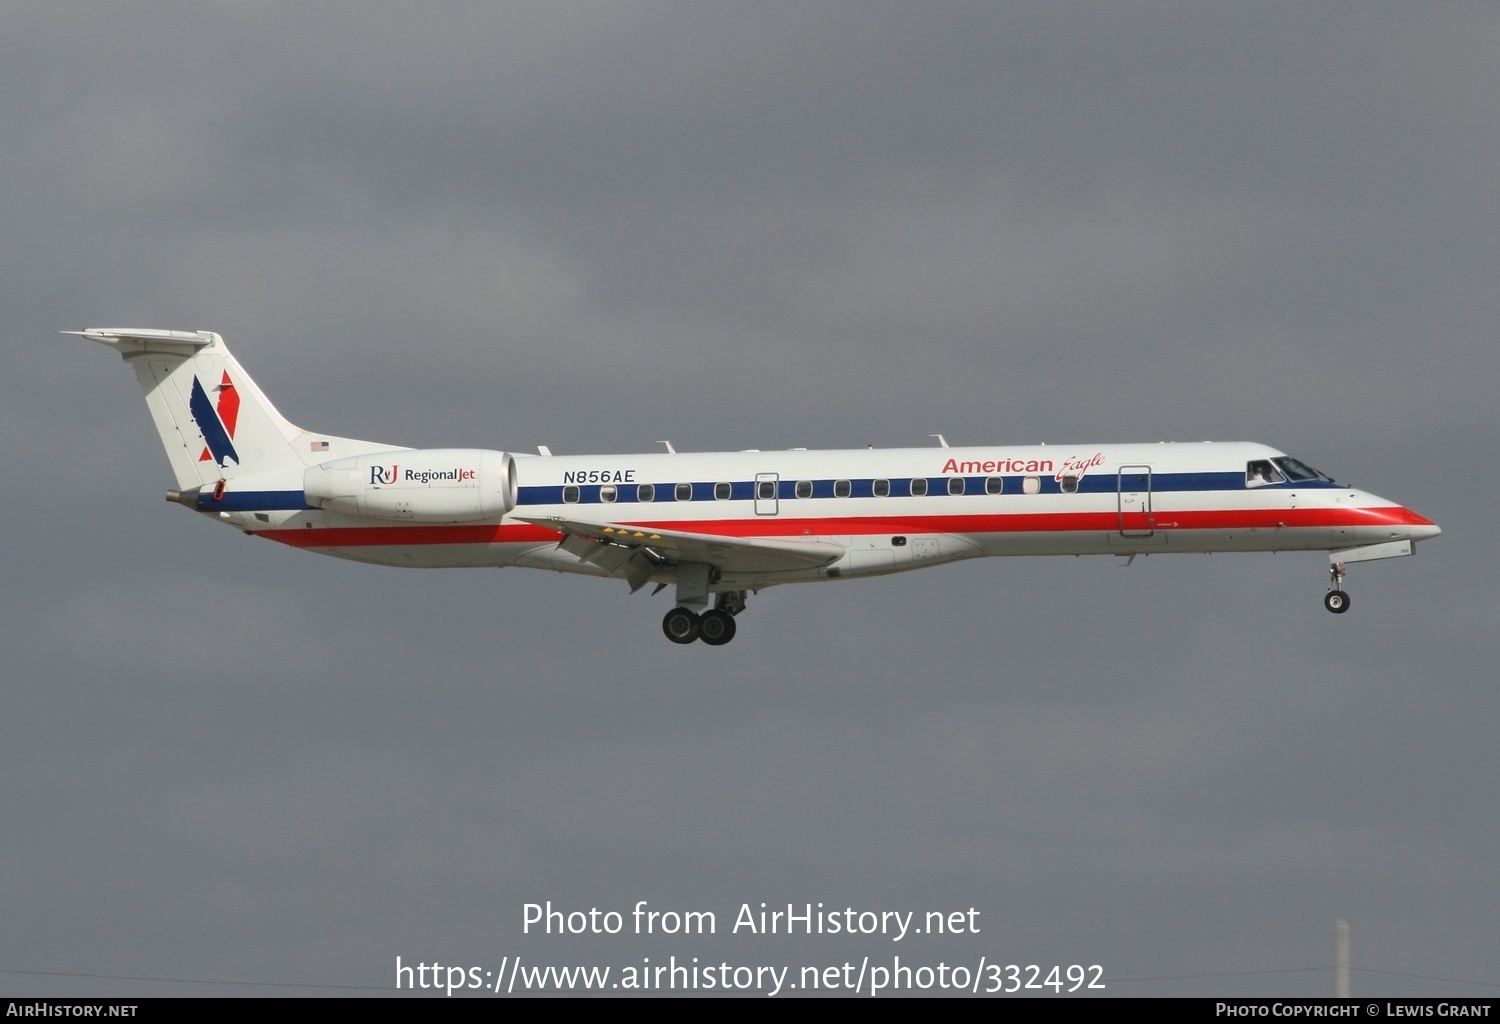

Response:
(74, 329), (1440, 645)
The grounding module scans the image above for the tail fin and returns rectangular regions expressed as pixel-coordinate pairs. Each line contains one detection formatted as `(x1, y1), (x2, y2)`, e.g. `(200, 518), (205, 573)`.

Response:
(72, 328), (403, 491)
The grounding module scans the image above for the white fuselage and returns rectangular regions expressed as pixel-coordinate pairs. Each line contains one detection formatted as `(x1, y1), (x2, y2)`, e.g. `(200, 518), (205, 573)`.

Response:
(234, 441), (1437, 591)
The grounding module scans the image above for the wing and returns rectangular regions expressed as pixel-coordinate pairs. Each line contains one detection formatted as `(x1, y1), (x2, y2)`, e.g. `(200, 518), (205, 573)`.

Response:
(515, 514), (844, 590)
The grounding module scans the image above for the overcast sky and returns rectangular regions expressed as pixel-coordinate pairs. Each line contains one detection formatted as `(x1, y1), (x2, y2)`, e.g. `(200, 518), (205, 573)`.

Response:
(3, 3), (1496, 998)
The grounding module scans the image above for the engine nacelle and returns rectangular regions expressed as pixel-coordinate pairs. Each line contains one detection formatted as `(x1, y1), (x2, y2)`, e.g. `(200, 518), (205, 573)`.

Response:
(304, 449), (517, 522)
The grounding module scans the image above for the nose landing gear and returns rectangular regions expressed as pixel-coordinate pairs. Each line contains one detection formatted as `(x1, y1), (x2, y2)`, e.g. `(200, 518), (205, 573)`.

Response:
(1324, 562), (1350, 614)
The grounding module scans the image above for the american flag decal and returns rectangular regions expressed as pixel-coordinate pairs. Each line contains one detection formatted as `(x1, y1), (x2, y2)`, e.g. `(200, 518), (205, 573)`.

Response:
(311, 440), (330, 452)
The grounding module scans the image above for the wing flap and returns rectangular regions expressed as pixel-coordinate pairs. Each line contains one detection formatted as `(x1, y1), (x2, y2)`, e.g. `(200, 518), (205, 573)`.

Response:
(517, 515), (844, 574)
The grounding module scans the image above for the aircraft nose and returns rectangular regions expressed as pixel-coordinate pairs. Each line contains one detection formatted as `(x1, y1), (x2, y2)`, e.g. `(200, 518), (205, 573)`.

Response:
(1357, 503), (1441, 543)
(1409, 520), (1442, 541)
(1398, 508), (1441, 542)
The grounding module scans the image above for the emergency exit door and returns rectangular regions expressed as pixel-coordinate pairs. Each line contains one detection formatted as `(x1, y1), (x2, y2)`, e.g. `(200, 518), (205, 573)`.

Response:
(754, 473), (779, 515)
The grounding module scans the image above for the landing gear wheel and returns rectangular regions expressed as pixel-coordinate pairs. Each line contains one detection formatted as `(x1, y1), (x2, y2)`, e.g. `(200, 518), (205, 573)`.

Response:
(1324, 590), (1350, 614)
(662, 607), (701, 644)
(699, 609), (737, 646)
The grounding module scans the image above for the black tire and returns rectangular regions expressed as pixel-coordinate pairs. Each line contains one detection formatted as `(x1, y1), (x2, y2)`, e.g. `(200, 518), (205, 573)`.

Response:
(662, 607), (701, 644)
(699, 609), (737, 646)
(1324, 590), (1350, 614)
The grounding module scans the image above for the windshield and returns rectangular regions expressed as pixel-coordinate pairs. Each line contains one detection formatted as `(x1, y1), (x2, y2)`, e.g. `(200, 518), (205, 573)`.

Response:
(1273, 456), (1337, 484)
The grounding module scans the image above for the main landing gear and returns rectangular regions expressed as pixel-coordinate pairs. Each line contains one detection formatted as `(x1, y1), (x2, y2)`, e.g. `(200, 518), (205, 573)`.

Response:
(662, 607), (738, 645)
(1324, 562), (1350, 614)
(662, 589), (746, 646)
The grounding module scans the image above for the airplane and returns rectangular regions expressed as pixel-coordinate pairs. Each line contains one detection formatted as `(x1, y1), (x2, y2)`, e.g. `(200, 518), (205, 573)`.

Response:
(73, 328), (1441, 645)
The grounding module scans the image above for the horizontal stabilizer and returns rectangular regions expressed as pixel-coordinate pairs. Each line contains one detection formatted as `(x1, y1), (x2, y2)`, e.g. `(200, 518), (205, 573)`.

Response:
(64, 328), (217, 349)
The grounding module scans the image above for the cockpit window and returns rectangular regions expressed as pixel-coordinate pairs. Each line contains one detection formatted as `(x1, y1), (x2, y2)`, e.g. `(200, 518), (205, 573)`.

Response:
(1273, 457), (1335, 484)
(1246, 460), (1285, 487)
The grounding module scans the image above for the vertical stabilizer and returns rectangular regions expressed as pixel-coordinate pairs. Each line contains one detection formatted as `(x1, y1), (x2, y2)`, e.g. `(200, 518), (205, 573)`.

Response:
(70, 328), (404, 492)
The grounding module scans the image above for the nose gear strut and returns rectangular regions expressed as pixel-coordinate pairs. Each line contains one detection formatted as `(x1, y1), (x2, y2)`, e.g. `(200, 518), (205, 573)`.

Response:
(1324, 562), (1350, 614)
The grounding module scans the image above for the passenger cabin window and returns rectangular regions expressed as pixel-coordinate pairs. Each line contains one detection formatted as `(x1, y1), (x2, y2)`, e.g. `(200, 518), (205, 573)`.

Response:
(910, 478), (928, 497)
(600, 485), (617, 503)
(714, 482), (731, 500)
(675, 482), (693, 501)
(1245, 460), (1285, 487)
(795, 480), (813, 499)
(948, 477), (965, 496)
(873, 479), (890, 497)
(834, 479), (851, 498)
(985, 476), (1003, 495)
(1022, 476), (1040, 495)
(638, 483), (655, 502)
(1059, 474), (1079, 494)
(757, 480), (776, 500)
(563, 485), (580, 503)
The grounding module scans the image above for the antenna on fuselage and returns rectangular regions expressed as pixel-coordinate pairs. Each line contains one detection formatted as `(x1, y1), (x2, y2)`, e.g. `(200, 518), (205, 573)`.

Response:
(930, 434), (950, 448)
(658, 440), (677, 454)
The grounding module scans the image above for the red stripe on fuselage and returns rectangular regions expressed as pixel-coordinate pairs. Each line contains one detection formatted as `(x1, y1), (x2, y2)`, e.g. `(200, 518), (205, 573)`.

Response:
(255, 505), (1430, 549)
(260, 523), (560, 548)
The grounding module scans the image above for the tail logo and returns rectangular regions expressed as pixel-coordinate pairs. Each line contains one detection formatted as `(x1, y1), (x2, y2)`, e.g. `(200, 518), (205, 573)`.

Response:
(190, 372), (241, 467)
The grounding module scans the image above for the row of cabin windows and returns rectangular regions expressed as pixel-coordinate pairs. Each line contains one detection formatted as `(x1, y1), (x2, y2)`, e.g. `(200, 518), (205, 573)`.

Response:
(558, 474), (1080, 504)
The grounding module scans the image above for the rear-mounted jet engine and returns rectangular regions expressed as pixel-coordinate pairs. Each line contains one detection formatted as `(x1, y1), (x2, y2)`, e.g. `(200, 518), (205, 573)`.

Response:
(305, 449), (517, 522)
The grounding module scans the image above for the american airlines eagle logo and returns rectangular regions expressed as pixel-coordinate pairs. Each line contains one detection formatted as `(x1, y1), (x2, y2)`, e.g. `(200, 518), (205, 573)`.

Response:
(189, 372), (240, 467)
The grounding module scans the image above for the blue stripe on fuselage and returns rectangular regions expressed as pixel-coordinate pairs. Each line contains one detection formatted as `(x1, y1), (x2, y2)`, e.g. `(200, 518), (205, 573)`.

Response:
(196, 490), (309, 512)
(206, 473), (1338, 514)
(516, 471), (1336, 507)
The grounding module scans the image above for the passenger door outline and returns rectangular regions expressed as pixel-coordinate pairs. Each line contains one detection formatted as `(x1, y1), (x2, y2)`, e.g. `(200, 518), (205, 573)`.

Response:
(1118, 465), (1154, 537)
